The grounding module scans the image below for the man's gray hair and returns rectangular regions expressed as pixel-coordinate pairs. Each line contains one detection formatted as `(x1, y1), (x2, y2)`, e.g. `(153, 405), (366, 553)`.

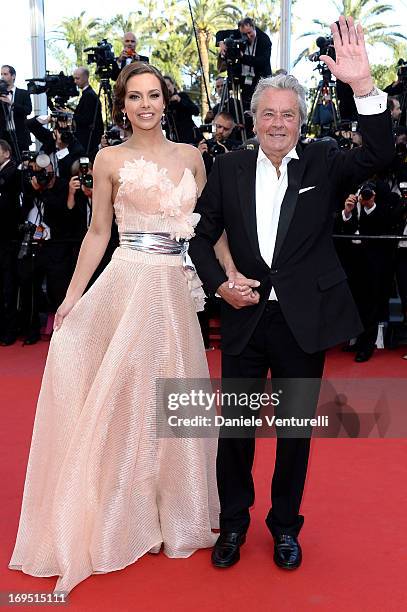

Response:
(250, 74), (308, 126)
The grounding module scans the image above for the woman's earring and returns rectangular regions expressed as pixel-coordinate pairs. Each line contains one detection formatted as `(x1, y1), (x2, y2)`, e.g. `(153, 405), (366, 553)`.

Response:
(123, 110), (127, 124)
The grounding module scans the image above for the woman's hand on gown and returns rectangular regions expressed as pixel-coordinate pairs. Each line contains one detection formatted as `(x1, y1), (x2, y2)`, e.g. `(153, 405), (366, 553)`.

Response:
(54, 298), (78, 331)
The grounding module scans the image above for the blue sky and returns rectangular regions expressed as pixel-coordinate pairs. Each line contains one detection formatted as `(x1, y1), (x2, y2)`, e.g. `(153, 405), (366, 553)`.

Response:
(1, 0), (406, 91)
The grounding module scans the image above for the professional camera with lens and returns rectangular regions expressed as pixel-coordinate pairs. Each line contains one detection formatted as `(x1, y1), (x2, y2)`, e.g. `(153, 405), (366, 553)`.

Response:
(309, 35), (335, 63)
(50, 110), (74, 145)
(85, 39), (116, 79)
(105, 126), (124, 146)
(21, 152), (54, 188)
(17, 221), (37, 259)
(26, 72), (78, 109)
(78, 157), (93, 189)
(207, 141), (228, 156)
(359, 182), (375, 201)
(399, 182), (407, 202)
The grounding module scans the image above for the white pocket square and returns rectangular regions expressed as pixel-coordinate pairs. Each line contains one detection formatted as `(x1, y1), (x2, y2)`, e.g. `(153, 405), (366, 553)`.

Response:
(299, 186), (316, 194)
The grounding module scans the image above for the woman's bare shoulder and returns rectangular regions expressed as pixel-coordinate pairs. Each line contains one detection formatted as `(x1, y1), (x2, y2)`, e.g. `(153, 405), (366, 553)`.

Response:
(173, 142), (201, 169)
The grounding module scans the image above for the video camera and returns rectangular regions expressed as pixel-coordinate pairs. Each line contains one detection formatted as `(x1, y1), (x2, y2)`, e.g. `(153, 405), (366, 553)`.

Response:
(309, 35), (335, 63)
(26, 72), (78, 110)
(216, 29), (249, 70)
(85, 39), (116, 79)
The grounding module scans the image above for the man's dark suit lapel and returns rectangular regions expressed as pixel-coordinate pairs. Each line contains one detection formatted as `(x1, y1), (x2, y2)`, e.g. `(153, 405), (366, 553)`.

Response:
(237, 149), (265, 265)
(272, 147), (306, 265)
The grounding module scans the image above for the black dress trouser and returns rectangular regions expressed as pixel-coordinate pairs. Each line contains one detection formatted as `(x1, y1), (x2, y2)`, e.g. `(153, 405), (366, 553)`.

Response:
(219, 302), (325, 537)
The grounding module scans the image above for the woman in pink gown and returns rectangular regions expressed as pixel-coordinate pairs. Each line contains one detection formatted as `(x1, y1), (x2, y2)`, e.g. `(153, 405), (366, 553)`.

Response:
(9, 63), (219, 594)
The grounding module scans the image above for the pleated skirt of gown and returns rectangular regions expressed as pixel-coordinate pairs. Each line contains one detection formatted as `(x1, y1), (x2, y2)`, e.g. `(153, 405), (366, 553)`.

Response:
(9, 247), (219, 593)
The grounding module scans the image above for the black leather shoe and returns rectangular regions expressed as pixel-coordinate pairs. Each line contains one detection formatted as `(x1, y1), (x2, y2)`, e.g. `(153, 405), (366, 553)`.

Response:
(211, 532), (246, 568)
(23, 332), (41, 346)
(0, 335), (17, 346)
(354, 349), (374, 363)
(273, 534), (302, 570)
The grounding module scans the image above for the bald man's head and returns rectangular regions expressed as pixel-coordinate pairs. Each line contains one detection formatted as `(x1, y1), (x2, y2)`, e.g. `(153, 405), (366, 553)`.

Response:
(123, 32), (137, 51)
(73, 67), (89, 90)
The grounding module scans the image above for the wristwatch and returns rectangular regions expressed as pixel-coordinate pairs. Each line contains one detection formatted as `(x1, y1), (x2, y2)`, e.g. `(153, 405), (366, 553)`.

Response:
(355, 86), (380, 98)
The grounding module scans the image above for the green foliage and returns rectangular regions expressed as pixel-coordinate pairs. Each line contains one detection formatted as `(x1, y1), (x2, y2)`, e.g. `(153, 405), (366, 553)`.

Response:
(370, 63), (396, 89)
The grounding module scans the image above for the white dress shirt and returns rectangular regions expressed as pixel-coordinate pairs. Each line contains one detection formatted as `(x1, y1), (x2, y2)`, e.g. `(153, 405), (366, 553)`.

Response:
(254, 89), (388, 301)
(256, 145), (299, 300)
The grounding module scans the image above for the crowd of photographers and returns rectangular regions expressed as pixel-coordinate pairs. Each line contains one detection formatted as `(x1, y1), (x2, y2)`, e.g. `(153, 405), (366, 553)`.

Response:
(0, 17), (407, 360)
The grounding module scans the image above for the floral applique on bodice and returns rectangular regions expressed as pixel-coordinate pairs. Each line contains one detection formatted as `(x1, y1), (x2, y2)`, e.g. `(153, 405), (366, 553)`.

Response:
(114, 157), (200, 240)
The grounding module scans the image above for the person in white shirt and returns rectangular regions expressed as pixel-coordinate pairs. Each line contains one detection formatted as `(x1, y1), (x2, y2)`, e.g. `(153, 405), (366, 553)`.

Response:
(190, 16), (395, 571)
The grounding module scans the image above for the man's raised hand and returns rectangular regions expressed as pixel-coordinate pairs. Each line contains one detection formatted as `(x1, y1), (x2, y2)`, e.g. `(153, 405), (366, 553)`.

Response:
(319, 15), (374, 96)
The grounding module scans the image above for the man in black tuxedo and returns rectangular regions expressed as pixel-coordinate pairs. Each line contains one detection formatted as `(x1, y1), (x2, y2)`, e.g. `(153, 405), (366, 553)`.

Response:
(219, 18), (271, 109)
(73, 67), (104, 158)
(0, 140), (21, 345)
(111, 32), (149, 81)
(189, 17), (394, 570)
(0, 65), (32, 157)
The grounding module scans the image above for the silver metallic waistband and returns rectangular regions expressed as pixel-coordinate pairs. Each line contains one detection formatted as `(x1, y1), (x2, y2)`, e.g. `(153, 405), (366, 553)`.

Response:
(119, 231), (187, 255)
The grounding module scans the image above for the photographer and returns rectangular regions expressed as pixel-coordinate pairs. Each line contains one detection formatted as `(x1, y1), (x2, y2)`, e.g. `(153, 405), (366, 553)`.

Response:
(164, 76), (200, 144)
(18, 155), (73, 344)
(335, 182), (395, 362)
(197, 111), (240, 175)
(388, 96), (401, 125)
(0, 65), (32, 157)
(384, 60), (406, 125)
(0, 140), (20, 345)
(73, 67), (104, 159)
(26, 113), (84, 180)
(67, 158), (119, 286)
(111, 32), (149, 80)
(218, 17), (272, 111)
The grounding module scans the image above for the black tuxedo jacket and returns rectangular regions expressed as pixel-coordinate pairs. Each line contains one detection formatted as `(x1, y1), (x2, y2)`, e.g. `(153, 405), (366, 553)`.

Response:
(0, 160), (20, 241)
(0, 88), (32, 151)
(111, 55), (150, 81)
(73, 86), (104, 154)
(189, 110), (395, 355)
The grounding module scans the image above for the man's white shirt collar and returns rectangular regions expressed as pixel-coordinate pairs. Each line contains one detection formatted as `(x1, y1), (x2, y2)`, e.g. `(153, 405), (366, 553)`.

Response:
(257, 145), (299, 168)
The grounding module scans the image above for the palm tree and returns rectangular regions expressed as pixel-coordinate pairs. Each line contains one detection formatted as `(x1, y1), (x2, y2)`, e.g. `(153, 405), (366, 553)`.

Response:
(240, 0), (280, 36)
(294, 0), (407, 66)
(51, 11), (101, 66)
(183, 0), (241, 118)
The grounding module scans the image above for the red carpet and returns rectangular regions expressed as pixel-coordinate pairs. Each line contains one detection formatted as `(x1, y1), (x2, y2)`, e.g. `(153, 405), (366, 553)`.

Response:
(1, 341), (407, 611)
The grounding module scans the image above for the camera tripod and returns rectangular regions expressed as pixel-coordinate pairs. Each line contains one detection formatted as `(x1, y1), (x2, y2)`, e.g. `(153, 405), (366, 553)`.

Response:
(218, 66), (248, 144)
(306, 65), (340, 137)
(86, 77), (113, 155)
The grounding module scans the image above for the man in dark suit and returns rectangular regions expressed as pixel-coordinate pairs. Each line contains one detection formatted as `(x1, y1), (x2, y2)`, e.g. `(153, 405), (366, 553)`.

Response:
(189, 17), (394, 570)
(0, 65), (32, 157)
(0, 139), (21, 345)
(111, 32), (149, 81)
(73, 67), (104, 158)
(164, 76), (200, 144)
